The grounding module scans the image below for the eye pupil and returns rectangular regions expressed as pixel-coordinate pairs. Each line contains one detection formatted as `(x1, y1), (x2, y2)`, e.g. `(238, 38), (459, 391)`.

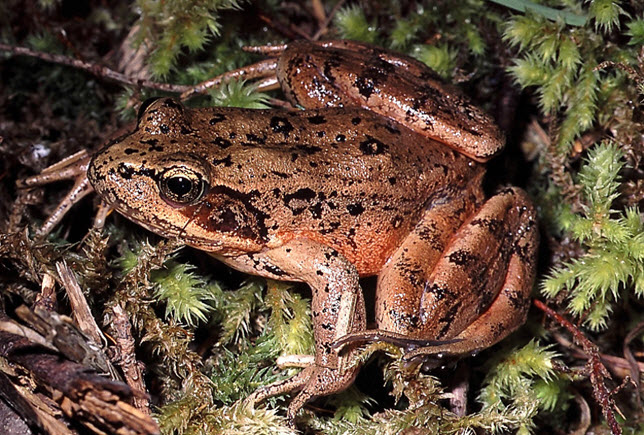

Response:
(167, 176), (193, 197)
(159, 167), (207, 206)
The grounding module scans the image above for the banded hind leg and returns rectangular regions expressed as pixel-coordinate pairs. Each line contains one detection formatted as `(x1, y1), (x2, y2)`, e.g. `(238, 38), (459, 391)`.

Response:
(337, 188), (538, 359)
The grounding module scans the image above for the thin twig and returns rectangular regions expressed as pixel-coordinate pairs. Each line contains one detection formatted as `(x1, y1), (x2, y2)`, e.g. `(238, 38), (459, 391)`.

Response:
(311, 0), (347, 40)
(0, 43), (190, 93)
(623, 320), (644, 408)
(533, 299), (622, 435)
(56, 261), (104, 346)
(110, 304), (150, 413)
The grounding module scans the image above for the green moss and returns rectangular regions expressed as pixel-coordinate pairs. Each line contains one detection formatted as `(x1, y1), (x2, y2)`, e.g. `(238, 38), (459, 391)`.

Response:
(541, 143), (644, 330)
(3, 0), (644, 433)
(133, 0), (243, 78)
(626, 17), (644, 45)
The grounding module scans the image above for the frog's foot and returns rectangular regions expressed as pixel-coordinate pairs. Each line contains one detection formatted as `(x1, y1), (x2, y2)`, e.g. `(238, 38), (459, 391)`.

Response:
(247, 362), (360, 425)
(333, 330), (459, 353)
(16, 150), (97, 236)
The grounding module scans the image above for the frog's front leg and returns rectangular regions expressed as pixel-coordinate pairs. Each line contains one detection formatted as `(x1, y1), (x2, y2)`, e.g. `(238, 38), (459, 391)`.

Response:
(221, 237), (366, 422)
(15, 150), (99, 236)
(343, 187), (538, 358)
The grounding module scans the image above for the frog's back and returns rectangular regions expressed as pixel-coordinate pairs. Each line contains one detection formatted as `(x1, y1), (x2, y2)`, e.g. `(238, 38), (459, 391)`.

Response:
(89, 98), (483, 274)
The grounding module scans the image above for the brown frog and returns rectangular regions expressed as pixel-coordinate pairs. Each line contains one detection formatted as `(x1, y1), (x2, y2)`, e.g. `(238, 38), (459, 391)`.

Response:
(28, 40), (539, 423)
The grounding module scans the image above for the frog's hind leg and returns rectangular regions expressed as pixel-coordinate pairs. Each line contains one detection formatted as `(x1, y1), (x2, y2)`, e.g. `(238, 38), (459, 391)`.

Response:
(403, 190), (538, 359)
(406, 187), (538, 358)
(339, 187), (538, 359)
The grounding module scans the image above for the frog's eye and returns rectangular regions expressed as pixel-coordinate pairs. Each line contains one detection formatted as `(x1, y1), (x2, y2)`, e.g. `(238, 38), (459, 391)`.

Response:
(137, 97), (161, 120)
(159, 167), (207, 206)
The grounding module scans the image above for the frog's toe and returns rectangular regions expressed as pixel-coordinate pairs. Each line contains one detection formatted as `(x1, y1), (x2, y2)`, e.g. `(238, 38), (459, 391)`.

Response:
(285, 364), (359, 422)
(248, 363), (359, 426)
(332, 329), (460, 353)
(247, 367), (311, 406)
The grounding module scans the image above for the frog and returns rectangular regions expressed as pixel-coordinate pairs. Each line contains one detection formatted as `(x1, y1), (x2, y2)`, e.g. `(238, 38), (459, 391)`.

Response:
(23, 40), (538, 424)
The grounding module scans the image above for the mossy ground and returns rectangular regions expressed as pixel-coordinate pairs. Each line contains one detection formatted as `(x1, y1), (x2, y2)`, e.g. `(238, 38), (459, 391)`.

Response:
(1, 1), (643, 433)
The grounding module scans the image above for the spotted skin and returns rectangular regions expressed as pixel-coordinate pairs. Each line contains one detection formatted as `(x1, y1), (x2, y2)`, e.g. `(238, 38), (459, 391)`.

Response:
(275, 40), (505, 162)
(83, 39), (537, 427)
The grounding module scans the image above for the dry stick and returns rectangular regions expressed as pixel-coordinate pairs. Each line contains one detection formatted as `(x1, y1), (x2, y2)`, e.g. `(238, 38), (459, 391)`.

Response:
(552, 332), (644, 375)
(311, 0), (347, 40)
(533, 299), (622, 435)
(0, 43), (191, 94)
(56, 261), (104, 346)
(111, 304), (150, 413)
(623, 319), (644, 408)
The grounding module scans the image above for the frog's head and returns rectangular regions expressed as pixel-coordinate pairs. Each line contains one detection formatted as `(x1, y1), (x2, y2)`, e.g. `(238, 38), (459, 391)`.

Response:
(87, 98), (268, 254)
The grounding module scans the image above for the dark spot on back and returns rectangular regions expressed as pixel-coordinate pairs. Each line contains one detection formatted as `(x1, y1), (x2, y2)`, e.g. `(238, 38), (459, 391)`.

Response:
(209, 114), (226, 125)
(270, 116), (294, 138)
(346, 203), (365, 216)
(307, 115), (326, 125)
(285, 188), (316, 202)
(359, 136), (388, 155)
(271, 171), (290, 179)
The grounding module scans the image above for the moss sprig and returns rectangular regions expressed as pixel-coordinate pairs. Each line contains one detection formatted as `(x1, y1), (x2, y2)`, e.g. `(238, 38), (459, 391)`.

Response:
(542, 143), (644, 330)
(472, 340), (560, 435)
(588, 0), (626, 33)
(264, 282), (314, 357)
(133, 0), (244, 78)
(208, 79), (271, 109)
(334, 5), (379, 45)
(151, 261), (215, 327)
(626, 17), (644, 45)
(158, 281), (314, 430)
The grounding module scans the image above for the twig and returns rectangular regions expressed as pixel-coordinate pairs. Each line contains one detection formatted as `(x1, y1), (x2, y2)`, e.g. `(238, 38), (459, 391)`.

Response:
(110, 304), (150, 413)
(56, 261), (103, 346)
(34, 272), (57, 312)
(311, 0), (346, 40)
(623, 319), (644, 408)
(533, 299), (622, 435)
(0, 43), (190, 93)
(0, 330), (158, 433)
(552, 332), (644, 376)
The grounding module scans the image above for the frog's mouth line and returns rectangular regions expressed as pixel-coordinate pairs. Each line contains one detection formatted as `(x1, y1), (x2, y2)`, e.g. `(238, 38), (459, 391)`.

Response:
(108, 197), (249, 254)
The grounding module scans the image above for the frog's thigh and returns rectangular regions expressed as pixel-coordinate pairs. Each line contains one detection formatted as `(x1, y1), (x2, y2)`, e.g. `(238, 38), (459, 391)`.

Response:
(419, 188), (537, 356)
(375, 193), (479, 333)
(378, 188), (538, 355)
